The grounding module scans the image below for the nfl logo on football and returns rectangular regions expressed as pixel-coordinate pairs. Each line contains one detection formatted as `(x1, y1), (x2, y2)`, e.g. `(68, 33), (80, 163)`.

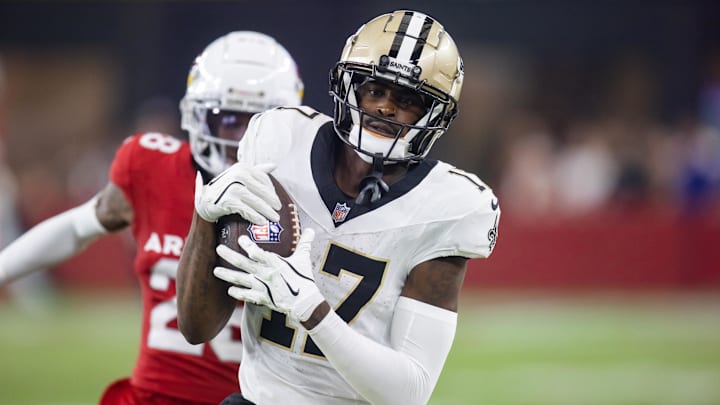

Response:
(247, 221), (283, 243)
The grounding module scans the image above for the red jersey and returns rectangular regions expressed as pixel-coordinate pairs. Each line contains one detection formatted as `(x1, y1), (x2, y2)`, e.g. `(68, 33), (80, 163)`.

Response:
(110, 132), (242, 404)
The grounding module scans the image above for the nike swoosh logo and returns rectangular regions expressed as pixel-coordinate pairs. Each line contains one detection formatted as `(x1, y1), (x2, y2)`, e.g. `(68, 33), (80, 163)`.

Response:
(281, 274), (300, 296)
(491, 198), (499, 211)
(213, 181), (245, 204)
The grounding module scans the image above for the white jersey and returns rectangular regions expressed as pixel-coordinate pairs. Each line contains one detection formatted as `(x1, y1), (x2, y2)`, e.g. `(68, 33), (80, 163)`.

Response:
(236, 106), (500, 404)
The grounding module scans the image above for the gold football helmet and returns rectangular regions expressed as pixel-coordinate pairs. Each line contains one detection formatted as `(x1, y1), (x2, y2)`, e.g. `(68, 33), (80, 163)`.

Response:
(330, 10), (464, 164)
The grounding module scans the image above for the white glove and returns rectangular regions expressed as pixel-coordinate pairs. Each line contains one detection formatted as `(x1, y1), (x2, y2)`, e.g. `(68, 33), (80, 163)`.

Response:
(194, 163), (281, 225)
(213, 228), (325, 323)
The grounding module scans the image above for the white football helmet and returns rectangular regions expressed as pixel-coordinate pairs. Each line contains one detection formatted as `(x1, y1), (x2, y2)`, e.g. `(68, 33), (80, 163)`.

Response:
(181, 31), (304, 176)
(330, 10), (464, 164)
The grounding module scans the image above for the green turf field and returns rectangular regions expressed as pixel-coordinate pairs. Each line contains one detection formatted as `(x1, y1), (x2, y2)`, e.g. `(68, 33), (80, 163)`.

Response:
(1, 290), (718, 405)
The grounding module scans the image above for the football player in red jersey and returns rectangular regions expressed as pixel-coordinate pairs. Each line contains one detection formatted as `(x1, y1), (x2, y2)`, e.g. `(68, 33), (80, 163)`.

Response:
(0, 31), (303, 404)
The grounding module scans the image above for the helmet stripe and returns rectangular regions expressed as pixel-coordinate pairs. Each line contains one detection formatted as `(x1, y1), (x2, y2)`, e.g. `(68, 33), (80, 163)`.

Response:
(389, 12), (414, 58)
(388, 11), (435, 65)
(410, 17), (434, 62)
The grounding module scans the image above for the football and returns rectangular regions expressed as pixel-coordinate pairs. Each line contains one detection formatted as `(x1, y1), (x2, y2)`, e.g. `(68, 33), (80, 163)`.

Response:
(215, 175), (300, 268)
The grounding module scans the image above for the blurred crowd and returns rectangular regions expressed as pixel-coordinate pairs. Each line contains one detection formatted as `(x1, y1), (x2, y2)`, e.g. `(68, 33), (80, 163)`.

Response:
(436, 50), (720, 222)
(492, 104), (720, 219)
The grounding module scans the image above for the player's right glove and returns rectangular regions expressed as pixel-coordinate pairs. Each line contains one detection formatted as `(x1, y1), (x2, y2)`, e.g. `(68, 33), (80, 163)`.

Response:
(213, 228), (324, 323)
(194, 163), (281, 225)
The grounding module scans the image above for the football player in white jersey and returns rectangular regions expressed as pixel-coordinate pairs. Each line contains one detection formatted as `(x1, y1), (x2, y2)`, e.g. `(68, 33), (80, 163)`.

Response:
(178, 10), (500, 405)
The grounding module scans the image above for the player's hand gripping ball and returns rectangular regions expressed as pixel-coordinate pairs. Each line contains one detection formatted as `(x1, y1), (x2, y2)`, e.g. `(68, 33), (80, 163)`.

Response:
(215, 175), (300, 268)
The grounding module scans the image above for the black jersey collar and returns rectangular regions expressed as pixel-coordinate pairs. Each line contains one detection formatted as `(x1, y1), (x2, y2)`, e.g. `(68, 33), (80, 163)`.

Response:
(311, 122), (437, 227)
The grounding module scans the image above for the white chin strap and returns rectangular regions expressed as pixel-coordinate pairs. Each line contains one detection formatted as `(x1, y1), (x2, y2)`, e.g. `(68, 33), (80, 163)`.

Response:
(348, 124), (410, 164)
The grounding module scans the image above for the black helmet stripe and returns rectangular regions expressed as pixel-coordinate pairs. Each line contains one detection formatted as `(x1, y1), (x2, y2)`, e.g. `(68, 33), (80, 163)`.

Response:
(411, 17), (434, 61)
(389, 12), (413, 57)
(388, 11), (435, 64)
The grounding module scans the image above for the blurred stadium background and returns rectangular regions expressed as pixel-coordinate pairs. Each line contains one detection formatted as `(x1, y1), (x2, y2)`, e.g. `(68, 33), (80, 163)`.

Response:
(1, 0), (719, 404)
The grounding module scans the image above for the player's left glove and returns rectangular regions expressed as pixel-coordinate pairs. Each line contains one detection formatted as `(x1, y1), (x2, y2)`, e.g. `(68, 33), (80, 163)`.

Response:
(194, 163), (281, 225)
(213, 228), (324, 323)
